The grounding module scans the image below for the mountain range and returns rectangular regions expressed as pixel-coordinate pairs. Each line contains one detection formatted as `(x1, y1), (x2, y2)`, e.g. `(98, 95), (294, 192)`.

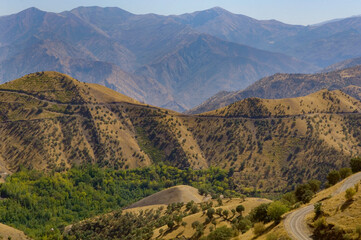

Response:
(188, 65), (361, 114)
(2, 7), (361, 111)
(179, 7), (361, 67)
(1, 71), (360, 193)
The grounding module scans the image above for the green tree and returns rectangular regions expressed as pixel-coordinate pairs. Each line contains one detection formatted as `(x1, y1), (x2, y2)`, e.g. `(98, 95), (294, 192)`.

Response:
(222, 210), (229, 220)
(267, 201), (289, 223)
(167, 220), (175, 229)
(207, 208), (215, 219)
(295, 184), (314, 203)
(206, 226), (233, 240)
(327, 170), (341, 185)
(191, 221), (201, 230)
(217, 197), (223, 206)
(308, 179), (321, 193)
(339, 168), (352, 179)
(281, 192), (296, 206)
(236, 204), (245, 216)
(351, 157), (361, 173)
(249, 203), (271, 223)
(234, 218), (252, 233)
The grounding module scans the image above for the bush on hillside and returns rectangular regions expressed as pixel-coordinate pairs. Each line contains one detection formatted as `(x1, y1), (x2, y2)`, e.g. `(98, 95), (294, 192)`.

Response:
(253, 222), (266, 236)
(339, 168), (352, 179)
(327, 170), (341, 185)
(295, 184), (314, 203)
(249, 203), (271, 223)
(345, 187), (356, 201)
(205, 226), (234, 240)
(351, 157), (361, 173)
(267, 201), (289, 223)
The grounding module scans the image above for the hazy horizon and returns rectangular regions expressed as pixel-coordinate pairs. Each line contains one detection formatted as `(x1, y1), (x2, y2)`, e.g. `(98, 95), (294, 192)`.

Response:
(2, 0), (361, 26)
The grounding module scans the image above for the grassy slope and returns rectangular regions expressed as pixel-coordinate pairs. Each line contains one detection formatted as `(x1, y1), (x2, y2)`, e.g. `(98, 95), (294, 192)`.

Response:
(305, 177), (361, 239)
(243, 173), (361, 240)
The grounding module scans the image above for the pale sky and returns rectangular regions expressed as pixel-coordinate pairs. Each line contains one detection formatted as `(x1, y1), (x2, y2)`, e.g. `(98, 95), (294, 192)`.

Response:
(1, 0), (361, 25)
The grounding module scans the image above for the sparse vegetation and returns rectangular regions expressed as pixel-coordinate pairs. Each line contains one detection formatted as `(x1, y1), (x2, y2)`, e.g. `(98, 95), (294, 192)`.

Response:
(253, 222), (266, 236)
(345, 187), (356, 201)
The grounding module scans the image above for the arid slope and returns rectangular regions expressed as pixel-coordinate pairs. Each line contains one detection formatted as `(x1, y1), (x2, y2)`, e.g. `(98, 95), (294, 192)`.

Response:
(0, 72), (361, 193)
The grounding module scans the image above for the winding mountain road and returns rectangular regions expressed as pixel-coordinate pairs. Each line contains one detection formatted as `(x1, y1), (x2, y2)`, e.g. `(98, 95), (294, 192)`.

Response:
(285, 172), (361, 240)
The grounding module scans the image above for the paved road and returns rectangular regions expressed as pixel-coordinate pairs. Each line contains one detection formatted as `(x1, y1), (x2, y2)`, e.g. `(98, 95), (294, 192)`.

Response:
(285, 172), (361, 240)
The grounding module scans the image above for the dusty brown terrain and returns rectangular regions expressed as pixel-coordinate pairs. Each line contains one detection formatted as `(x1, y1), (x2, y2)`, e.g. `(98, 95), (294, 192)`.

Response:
(0, 223), (30, 240)
(127, 185), (206, 209)
(0, 72), (360, 192)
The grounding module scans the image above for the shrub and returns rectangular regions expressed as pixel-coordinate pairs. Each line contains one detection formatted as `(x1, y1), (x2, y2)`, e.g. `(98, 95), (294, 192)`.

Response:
(313, 218), (345, 240)
(345, 187), (356, 201)
(281, 192), (296, 207)
(222, 210), (229, 220)
(253, 222), (265, 236)
(249, 203), (271, 223)
(314, 202), (322, 218)
(308, 179), (321, 193)
(206, 208), (215, 219)
(217, 197), (223, 206)
(236, 204), (245, 216)
(339, 168), (352, 179)
(327, 170), (341, 185)
(351, 157), (361, 173)
(267, 201), (289, 223)
(191, 205), (199, 214)
(266, 233), (278, 240)
(356, 225), (361, 238)
(167, 220), (175, 229)
(234, 218), (252, 233)
(295, 184), (314, 203)
(206, 226), (233, 240)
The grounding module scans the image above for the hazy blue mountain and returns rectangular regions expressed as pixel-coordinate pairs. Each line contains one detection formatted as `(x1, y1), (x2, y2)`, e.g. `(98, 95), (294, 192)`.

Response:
(322, 57), (361, 72)
(0, 7), (320, 110)
(172, 7), (361, 67)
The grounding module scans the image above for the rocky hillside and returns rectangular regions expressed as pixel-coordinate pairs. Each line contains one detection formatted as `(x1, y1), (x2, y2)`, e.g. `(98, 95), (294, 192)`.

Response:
(1, 72), (361, 193)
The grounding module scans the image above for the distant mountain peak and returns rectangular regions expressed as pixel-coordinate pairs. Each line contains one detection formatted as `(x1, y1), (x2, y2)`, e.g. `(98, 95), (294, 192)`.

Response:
(207, 6), (230, 14)
(70, 6), (133, 16)
(19, 7), (45, 15)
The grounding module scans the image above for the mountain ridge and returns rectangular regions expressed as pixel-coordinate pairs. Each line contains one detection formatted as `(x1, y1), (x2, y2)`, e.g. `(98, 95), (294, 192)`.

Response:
(0, 6), (334, 111)
(1, 72), (361, 193)
(187, 64), (361, 114)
